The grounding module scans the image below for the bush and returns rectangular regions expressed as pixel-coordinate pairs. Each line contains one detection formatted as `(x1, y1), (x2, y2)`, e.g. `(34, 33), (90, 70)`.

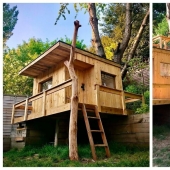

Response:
(135, 104), (149, 114)
(125, 84), (149, 113)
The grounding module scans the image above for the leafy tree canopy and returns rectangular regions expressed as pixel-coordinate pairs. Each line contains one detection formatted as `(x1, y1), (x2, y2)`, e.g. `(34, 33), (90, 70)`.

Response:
(95, 3), (149, 62)
(154, 17), (169, 36)
(60, 35), (87, 50)
(153, 3), (167, 35)
(3, 3), (19, 46)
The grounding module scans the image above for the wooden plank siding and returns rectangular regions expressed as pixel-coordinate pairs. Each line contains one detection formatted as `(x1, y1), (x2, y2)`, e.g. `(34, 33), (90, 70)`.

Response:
(3, 95), (26, 151)
(13, 80), (72, 123)
(63, 52), (124, 112)
(153, 48), (170, 103)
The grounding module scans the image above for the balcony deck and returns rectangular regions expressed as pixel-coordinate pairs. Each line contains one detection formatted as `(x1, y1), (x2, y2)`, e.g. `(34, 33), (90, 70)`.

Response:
(153, 99), (170, 105)
(11, 80), (144, 124)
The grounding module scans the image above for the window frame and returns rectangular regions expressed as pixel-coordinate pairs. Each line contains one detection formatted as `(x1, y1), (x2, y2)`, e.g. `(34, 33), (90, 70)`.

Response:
(38, 77), (53, 92)
(101, 71), (116, 89)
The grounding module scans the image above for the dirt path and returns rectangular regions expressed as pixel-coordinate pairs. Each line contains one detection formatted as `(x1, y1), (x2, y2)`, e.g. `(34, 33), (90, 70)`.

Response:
(153, 133), (170, 167)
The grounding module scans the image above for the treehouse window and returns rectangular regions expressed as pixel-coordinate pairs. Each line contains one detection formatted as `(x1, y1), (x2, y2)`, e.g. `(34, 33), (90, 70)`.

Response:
(101, 72), (116, 89)
(39, 78), (52, 92)
(160, 62), (170, 77)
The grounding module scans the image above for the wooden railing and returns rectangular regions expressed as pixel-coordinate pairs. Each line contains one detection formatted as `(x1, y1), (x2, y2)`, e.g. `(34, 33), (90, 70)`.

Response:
(153, 35), (170, 50)
(95, 84), (144, 114)
(11, 79), (72, 124)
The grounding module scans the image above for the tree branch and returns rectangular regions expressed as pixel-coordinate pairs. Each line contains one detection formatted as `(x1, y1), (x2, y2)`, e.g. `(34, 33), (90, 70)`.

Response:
(114, 3), (132, 64)
(121, 9), (150, 79)
(88, 3), (106, 59)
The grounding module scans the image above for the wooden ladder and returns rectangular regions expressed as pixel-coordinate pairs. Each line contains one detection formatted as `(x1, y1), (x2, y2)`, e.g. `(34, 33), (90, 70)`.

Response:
(81, 103), (110, 160)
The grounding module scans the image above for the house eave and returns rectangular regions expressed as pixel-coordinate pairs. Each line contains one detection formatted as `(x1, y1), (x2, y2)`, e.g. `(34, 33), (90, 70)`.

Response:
(19, 41), (121, 78)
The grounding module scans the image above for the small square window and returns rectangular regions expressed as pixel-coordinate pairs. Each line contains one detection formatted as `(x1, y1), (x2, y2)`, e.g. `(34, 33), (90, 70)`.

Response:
(160, 62), (170, 77)
(40, 78), (52, 92)
(101, 72), (116, 89)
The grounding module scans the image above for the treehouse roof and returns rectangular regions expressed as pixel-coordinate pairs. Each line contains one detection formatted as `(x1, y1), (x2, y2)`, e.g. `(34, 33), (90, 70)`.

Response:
(19, 41), (120, 78)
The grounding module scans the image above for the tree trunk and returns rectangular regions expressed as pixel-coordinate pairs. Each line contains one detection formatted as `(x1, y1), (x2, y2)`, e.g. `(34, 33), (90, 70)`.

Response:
(114, 3), (132, 64)
(64, 20), (81, 160)
(166, 3), (170, 35)
(121, 9), (150, 79)
(88, 3), (106, 59)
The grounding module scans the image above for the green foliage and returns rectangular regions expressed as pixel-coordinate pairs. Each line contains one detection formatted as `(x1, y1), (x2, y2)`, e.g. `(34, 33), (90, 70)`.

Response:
(143, 90), (149, 105)
(125, 84), (144, 95)
(3, 3), (19, 46)
(154, 17), (169, 36)
(3, 143), (149, 167)
(3, 38), (57, 96)
(135, 104), (149, 114)
(100, 3), (125, 39)
(125, 84), (149, 113)
(153, 3), (166, 35)
(101, 36), (117, 60)
(100, 3), (149, 63)
(60, 35), (87, 50)
(55, 3), (69, 25)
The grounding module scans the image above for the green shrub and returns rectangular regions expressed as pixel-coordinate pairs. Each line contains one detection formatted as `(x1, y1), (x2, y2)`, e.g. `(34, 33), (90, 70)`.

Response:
(135, 104), (149, 114)
(125, 84), (149, 113)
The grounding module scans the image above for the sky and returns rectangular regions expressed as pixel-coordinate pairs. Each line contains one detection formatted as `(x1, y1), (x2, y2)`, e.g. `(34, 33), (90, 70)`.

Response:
(6, 3), (92, 49)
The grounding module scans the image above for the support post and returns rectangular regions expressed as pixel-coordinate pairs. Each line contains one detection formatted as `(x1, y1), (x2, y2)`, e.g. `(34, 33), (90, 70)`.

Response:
(54, 119), (59, 147)
(160, 37), (162, 48)
(121, 91), (126, 115)
(24, 99), (28, 121)
(142, 95), (145, 105)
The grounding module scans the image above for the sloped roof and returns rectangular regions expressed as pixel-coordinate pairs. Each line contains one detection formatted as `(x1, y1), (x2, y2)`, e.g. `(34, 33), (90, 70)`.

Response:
(19, 41), (120, 78)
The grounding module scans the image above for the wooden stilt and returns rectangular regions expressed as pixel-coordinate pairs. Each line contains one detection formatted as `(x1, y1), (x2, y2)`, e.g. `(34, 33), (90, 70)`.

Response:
(54, 119), (59, 147)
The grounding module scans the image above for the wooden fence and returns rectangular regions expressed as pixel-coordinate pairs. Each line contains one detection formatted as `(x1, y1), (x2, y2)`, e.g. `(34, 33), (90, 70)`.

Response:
(3, 95), (26, 151)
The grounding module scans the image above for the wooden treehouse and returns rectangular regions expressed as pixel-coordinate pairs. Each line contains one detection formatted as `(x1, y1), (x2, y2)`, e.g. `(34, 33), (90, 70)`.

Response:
(11, 41), (144, 159)
(153, 35), (170, 105)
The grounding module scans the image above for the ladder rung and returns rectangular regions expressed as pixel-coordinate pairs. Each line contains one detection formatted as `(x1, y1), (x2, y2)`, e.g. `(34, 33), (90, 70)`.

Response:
(91, 130), (103, 132)
(94, 144), (108, 147)
(81, 103), (110, 160)
(87, 116), (99, 119)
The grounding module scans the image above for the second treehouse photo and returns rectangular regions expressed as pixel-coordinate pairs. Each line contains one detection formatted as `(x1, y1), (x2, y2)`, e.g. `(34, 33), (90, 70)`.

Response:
(152, 3), (170, 167)
(153, 35), (170, 105)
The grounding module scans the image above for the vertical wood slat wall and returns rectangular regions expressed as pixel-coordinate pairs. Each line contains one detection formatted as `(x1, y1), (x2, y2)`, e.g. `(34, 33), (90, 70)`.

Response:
(31, 62), (66, 120)
(3, 95), (26, 151)
(31, 52), (123, 116)
(153, 48), (170, 99)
